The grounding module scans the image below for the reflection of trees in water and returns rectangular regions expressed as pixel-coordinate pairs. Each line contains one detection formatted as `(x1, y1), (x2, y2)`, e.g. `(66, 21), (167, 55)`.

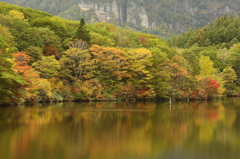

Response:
(0, 100), (240, 158)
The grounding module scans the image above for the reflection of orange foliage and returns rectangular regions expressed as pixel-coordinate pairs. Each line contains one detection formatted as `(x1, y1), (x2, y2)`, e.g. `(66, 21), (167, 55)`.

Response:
(3, 101), (234, 159)
(96, 103), (104, 108)
(208, 112), (218, 120)
(164, 117), (189, 145)
(89, 134), (124, 158)
(10, 121), (39, 158)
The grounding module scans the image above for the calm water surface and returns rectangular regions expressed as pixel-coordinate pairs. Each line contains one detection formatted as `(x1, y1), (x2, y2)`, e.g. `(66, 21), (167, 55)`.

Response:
(1, 98), (240, 159)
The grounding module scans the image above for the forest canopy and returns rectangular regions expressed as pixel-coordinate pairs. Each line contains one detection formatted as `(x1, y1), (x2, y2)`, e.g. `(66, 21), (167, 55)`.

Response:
(1, 2), (240, 105)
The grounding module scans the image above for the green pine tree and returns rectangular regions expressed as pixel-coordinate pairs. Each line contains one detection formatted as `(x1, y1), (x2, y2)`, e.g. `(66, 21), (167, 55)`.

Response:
(74, 18), (90, 44)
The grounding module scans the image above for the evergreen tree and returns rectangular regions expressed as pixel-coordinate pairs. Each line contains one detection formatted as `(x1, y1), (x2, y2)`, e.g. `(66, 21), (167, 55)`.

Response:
(74, 18), (90, 44)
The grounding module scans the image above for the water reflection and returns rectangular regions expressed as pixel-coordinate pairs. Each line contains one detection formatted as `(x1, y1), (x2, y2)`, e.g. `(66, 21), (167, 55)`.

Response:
(0, 99), (240, 159)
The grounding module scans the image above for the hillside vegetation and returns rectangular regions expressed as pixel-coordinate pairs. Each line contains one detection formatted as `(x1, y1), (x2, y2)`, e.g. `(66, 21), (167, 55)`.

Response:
(168, 15), (240, 49)
(2, 0), (240, 38)
(1, 2), (240, 105)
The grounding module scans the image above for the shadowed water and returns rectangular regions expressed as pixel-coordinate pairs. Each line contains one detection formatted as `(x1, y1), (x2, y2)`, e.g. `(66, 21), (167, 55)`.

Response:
(1, 98), (240, 159)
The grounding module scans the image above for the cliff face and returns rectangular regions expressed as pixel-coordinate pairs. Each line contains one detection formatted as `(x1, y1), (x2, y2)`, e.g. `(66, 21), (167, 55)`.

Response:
(78, 0), (153, 28)
(1, 0), (240, 37)
(166, 0), (234, 32)
(77, 0), (235, 33)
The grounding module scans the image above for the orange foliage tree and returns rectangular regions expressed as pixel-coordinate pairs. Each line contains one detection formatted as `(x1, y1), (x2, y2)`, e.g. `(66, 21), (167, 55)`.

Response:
(13, 52), (40, 102)
(90, 45), (131, 82)
(160, 55), (194, 99)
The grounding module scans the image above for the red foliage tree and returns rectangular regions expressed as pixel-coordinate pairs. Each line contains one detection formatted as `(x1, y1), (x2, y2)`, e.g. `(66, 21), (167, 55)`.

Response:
(70, 86), (79, 93)
(201, 78), (220, 98)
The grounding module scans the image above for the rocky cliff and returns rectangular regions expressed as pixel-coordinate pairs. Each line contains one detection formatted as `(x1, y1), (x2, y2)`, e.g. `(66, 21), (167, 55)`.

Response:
(1, 0), (240, 37)
(165, 0), (234, 32)
(76, 0), (238, 33)
(78, 0), (154, 28)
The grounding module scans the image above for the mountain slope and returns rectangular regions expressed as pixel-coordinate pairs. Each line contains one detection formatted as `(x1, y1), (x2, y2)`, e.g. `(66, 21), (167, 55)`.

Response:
(1, 0), (240, 38)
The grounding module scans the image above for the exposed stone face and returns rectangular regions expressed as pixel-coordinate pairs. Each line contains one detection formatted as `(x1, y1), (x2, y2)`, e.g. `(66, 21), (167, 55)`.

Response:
(78, 0), (150, 28)
(126, 1), (149, 28)
(172, 0), (233, 32)
(78, 0), (234, 33)
(1, 0), (238, 35)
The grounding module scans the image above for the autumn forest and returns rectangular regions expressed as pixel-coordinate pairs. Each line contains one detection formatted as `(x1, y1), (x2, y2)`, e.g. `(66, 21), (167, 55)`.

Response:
(1, 2), (240, 105)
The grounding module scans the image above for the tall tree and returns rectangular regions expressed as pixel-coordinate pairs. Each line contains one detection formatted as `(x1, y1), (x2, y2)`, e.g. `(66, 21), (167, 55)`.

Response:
(60, 48), (95, 81)
(159, 55), (191, 99)
(125, 48), (155, 99)
(222, 66), (238, 96)
(13, 52), (40, 102)
(198, 55), (224, 98)
(199, 55), (216, 78)
(74, 18), (90, 44)
(0, 36), (26, 104)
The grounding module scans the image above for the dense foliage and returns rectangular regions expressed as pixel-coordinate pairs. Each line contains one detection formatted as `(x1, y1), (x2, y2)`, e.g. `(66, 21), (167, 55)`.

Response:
(0, 2), (240, 105)
(168, 15), (240, 49)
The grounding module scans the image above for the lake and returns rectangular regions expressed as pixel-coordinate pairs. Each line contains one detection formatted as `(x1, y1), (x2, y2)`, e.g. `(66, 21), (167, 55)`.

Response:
(1, 98), (240, 159)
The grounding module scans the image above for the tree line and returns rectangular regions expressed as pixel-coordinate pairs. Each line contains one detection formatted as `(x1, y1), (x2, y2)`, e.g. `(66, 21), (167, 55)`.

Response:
(0, 2), (240, 105)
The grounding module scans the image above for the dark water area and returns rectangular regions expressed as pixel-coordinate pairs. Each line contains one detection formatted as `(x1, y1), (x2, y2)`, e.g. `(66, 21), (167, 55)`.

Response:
(1, 98), (240, 159)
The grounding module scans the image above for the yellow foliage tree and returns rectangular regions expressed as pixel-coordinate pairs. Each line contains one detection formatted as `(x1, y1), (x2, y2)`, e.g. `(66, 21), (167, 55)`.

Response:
(199, 55), (216, 78)
(37, 78), (53, 100)
(9, 10), (28, 21)
(126, 48), (153, 84)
